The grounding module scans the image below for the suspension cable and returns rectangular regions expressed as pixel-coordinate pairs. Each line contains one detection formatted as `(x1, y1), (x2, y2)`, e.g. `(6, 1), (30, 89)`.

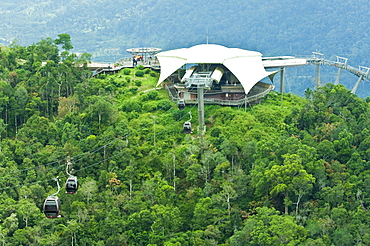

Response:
(0, 98), (199, 191)
(50, 177), (60, 196)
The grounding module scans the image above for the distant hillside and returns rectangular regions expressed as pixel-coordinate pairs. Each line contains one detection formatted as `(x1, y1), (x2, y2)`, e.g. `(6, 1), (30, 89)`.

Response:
(1, 0), (369, 61)
(2, 0), (370, 97)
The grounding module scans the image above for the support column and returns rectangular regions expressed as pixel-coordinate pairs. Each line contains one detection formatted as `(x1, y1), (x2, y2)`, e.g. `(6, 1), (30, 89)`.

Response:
(280, 67), (285, 94)
(335, 67), (342, 85)
(280, 68), (285, 106)
(197, 86), (205, 132)
(315, 64), (321, 89)
(351, 75), (363, 94)
(312, 52), (324, 89)
(335, 56), (348, 85)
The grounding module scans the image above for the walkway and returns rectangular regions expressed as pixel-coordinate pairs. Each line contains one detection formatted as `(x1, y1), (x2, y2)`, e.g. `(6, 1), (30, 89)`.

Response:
(91, 57), (160, 76)
(305, 53), (370, 93)
(91, 53), (370, 94)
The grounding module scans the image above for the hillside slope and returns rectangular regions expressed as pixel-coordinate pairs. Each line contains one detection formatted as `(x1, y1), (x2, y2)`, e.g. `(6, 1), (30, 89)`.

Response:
(1, 40), (370, 245)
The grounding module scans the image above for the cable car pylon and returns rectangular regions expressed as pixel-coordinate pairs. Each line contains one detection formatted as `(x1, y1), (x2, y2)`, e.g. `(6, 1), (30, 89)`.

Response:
(197, 85), (206, 133)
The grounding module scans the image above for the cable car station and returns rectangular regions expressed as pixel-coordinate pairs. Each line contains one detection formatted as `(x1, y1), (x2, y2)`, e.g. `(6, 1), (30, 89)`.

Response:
(155, 44), (307, 132)
(92, 44), (370, 134)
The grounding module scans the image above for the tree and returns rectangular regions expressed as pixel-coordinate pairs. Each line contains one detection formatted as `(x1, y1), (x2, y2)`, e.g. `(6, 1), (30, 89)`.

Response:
(16, 199), (43, 228)
(0, 119), (7, 146)
(135, 70), (144, 77)
(220, 139), (238, 175)
(54, 33), (74, 51)
(79, 178), (98, 204)
(14, 85), (29, 124)
(85, 95), (115, 131)
(317, 139), (337, 161)
(121, 164), (137, 200)
(214, 181), (237, 216)
(149, 204), (181, 244)
(192, 197), (214, 230)
(3, 213), (18, 236)
(265, 154), (315, 215)
(230, 206), (307, 246)
(17, 114), (58, 146)
(31, 38), (60, 63)
(125, 209), (153, 244)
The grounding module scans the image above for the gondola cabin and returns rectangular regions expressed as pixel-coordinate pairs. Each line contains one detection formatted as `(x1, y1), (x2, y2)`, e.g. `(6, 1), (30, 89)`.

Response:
(43, 196), (61, 219)
(183, 121), (192, 134)
(177, 99), (185, 110)
(65, 176), (78, 194)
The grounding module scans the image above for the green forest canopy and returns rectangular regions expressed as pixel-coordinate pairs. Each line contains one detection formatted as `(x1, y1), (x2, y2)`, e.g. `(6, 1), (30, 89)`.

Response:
(0, 36), (370, 245)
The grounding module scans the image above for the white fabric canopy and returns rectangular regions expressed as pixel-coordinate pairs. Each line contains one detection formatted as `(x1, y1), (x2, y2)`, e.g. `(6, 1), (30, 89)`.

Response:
(156, 44), (276, 94)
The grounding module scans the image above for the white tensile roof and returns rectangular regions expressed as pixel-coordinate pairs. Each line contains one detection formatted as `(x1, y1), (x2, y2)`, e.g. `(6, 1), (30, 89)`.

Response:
(156, 44), (276, 94)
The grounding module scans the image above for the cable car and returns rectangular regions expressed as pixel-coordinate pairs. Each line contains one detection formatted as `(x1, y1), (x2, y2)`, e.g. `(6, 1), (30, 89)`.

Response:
(177, 99), (185, 110)
(65, 176), (78, 194)
(183, 121), (192, 134)
(43, 196), (61, 219)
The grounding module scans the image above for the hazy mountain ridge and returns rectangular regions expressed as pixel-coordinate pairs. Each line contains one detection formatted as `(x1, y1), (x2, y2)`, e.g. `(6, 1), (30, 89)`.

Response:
(1, 0), (369, 60)
(2, 0), (370, 97)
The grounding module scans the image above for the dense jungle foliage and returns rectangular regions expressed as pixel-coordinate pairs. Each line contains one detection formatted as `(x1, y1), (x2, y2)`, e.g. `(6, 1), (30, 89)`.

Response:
(1, 36), (370, 245)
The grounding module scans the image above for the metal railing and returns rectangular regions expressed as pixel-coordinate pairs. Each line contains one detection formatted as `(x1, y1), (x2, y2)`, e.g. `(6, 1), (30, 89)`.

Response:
(305, 56), (370, 80)
(164, 84), (274, 106)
